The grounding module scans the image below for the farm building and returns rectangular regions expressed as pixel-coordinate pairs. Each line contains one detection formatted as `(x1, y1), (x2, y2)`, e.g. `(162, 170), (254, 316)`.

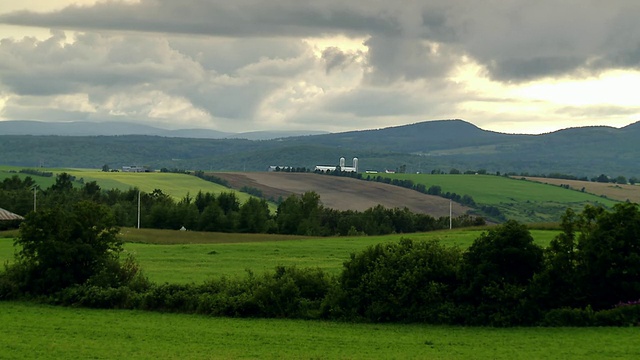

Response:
(0, 207), (24, 221)
(268, 166), (292, 172)
(122, 166), (147, 173)
(314, 157), (359, 173)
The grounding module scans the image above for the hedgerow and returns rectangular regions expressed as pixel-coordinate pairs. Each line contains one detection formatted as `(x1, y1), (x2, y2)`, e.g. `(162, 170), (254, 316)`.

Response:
(2, 201), (640, 327)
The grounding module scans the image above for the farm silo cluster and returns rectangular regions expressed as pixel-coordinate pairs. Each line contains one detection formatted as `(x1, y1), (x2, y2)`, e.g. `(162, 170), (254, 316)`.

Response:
(314, 157), (359, 173)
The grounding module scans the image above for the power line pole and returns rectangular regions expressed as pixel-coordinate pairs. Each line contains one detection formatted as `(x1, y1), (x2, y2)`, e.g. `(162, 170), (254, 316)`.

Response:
(137, 190), (141, 229)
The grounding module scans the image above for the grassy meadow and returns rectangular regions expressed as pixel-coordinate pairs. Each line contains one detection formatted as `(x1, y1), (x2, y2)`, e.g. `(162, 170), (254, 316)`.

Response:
(1, 228), (559, 284)
(381, 173), (620, 222)
(382, 173), (618, 205)
(1, 223), (636, 359)
(1, 301), (638, 359)
(0, 166), (255, 203)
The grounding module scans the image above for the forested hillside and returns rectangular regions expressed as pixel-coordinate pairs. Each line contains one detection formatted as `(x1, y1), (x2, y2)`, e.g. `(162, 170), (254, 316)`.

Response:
(1, 119), (639, 177)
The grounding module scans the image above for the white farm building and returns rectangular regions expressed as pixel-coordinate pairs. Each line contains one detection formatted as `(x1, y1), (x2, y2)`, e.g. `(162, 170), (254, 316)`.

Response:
(314, 157), (359, 173)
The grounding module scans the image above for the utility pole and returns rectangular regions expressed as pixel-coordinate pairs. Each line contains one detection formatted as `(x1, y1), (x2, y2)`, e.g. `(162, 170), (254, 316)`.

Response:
(33, 186), (37, 212)
(137, 190), (141, 229)
(449, 199), (452, 230)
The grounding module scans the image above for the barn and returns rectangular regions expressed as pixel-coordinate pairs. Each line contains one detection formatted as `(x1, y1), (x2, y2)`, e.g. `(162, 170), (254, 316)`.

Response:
(0, 207), (24, 221)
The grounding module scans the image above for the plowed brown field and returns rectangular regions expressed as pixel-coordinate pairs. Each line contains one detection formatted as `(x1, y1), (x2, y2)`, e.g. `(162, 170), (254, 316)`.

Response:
(214, 172), (470, 217)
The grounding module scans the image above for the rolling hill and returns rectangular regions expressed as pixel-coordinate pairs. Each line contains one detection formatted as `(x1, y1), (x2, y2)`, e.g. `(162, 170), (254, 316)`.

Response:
(1, 119), (639, 178)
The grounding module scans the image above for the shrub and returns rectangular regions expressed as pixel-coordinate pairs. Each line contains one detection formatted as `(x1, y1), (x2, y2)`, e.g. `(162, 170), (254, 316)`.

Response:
(252, 266), (332, 319)
(11, 201), (122, 294)
(457, 220), (544, 325)
(331, 238), (462, 323)
(541, 307), (596, 327)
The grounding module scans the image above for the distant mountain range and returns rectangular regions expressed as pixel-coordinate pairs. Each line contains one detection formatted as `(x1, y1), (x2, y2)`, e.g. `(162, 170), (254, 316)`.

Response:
(1, 119), (639, 178)
(0, 120), (328, 140)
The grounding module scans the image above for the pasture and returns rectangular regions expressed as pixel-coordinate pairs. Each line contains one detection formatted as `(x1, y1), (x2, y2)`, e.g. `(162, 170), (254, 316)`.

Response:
(382, 174), (618, 205)
(1, 228), (559, 283)
(65, 169), (256, 203)
(0, 166), (256, 204)
(381, 173), (621, 222)
(1, 301), (638, 359)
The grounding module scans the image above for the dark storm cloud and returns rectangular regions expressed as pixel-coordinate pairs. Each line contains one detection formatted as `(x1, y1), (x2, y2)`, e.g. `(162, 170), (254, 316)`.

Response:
(2, 0), (640, 82)
(321, 47), (362, 74)
(0, 0), (401, 38)
(1, 0), (639, 133)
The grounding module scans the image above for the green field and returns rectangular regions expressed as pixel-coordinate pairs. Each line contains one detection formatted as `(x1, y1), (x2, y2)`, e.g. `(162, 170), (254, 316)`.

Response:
(0, 166), (261, 206)
(1, 301), (638, 359)
(0, 166), (59, 189)
(381, 174), (620, 222)
(382, 174), (618, 205)
(2, 229), (637, 359)
(1, 228), (559, 283)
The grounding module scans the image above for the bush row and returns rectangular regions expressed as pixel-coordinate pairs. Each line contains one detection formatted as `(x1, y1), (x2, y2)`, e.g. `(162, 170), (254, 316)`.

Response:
(8, 261), (637, 327)
(2, 202), (639, 327)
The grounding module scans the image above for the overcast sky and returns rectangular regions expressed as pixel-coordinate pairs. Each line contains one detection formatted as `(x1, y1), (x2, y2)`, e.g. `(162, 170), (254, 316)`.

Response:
(0, 0), (639, 134)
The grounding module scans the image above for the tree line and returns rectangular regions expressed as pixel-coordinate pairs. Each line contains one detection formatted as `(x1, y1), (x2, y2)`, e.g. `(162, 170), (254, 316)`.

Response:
(0, 173), (483, 235)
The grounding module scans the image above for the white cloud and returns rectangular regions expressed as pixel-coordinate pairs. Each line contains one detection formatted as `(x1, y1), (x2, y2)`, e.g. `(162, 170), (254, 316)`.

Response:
(0, 0), (639, 134)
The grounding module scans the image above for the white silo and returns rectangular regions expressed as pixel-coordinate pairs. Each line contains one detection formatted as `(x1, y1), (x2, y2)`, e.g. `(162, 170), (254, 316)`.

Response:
(353, 158), (359, 172)
(340, 157), (346, 168)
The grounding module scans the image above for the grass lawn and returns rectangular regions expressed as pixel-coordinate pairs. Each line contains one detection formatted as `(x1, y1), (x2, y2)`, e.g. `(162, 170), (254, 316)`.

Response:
(1, 301), (638, 359)
(1, 228), (559, 284)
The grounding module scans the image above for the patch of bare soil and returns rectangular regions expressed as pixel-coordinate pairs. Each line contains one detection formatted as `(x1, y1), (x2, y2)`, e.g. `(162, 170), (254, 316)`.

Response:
(214, 172), (470, 217)
(521, 177), (640, 203)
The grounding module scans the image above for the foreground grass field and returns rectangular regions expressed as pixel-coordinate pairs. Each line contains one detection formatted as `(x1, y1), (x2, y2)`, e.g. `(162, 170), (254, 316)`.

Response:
(1, 228), (559, 283)
(1, 302), (638, 359)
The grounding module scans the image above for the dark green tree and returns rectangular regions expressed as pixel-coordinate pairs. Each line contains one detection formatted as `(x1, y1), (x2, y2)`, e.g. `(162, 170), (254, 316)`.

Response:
(529, 208), (583, 310)
(276, 194), (304, 235)
(10, 201), (122, 294)
(198, 203), (225, 232)
(334, 238), (462, 323)
(458, 220), (544, 325)
(50, 172), (74, 192)
(576, 203), (640, 309)
(0, 175), (35, 217)
(239, 197), (271, 233)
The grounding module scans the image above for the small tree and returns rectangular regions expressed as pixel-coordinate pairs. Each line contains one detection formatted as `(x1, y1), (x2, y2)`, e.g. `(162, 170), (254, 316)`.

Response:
(615, 175), (627, 185)
(11, 201), (123, 294)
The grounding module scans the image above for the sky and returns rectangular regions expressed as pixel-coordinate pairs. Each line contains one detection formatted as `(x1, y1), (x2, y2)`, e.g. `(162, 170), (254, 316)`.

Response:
(0, 0), (639, 134)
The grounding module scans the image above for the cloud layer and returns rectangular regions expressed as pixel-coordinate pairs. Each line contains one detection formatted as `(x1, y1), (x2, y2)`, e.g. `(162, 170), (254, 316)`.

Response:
(0, 0), (639, 133)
